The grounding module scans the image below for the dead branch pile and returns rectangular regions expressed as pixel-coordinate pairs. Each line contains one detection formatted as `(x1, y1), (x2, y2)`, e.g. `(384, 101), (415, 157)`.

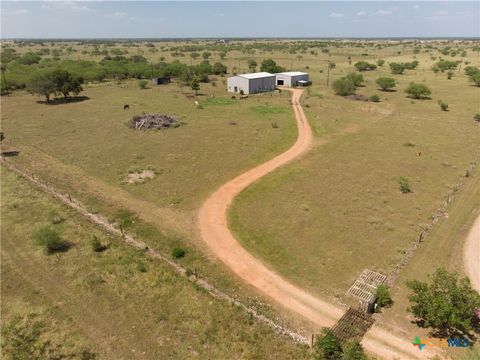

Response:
(128, 113), (181, 130)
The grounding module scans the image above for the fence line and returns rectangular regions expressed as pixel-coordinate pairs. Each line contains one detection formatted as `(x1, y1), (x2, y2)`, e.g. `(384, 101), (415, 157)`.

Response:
(2, 160), (310, 346)
(387, 158), (480, 286)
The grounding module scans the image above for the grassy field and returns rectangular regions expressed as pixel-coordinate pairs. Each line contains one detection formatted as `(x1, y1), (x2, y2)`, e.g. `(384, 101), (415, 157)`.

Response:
(229, 47), (480, 302)
(1, 168), (310, 359)
(2, 39), (480, 347)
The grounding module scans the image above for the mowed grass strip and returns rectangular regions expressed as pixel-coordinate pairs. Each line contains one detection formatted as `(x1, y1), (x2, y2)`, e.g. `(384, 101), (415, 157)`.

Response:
(1, 168), (310, 359)
(229, 51), (480, 299)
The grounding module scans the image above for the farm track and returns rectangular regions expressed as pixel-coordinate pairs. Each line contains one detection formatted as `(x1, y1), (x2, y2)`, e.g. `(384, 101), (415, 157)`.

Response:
(198, 88), (437, 359)
(464, 215), (480, 292)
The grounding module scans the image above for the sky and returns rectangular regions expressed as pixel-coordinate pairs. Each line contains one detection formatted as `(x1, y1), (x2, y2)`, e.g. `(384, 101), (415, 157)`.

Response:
(1, 1), (479, 38)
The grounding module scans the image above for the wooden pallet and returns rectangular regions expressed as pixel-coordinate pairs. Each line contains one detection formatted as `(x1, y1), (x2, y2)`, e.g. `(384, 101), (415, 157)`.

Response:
(331, 307), (375, 343)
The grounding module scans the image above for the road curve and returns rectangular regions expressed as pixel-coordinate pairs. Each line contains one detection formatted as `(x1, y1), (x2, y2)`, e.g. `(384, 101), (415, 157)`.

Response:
(198, 88), (437, 359)
(464, 215), (480, 292)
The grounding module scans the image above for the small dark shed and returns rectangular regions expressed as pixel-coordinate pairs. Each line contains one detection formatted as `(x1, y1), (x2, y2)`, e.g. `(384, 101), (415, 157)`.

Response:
(151, 77), (171, 85)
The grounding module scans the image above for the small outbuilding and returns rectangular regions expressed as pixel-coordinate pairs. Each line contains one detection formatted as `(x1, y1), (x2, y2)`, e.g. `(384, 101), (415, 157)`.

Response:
(151, 77), (171, 85)
(227, 72), (276, 94)
(275, 72), (310, 87)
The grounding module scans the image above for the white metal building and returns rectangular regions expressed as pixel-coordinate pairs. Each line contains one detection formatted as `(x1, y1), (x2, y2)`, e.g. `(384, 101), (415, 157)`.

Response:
(227, 72), (276, 94)
(275, 71), (310, 87)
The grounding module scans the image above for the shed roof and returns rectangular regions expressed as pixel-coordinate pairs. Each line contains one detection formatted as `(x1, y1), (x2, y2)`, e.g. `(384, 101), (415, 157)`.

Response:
(237, 72), (274, 79)
(276, 71), (309, 76)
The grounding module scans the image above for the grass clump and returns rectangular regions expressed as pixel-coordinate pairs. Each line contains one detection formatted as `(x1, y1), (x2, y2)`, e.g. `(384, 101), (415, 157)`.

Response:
(33, 225), (70, 254)
(438, 100), (449, 111)
(171, 247), (186, 259)
(398, 176), (412, 193)
(90, 235), (107, 252)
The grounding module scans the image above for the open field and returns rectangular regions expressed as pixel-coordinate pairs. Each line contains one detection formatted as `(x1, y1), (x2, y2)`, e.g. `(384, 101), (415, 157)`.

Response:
(1, 168), (310, 359)
(2, 38), (480, 357)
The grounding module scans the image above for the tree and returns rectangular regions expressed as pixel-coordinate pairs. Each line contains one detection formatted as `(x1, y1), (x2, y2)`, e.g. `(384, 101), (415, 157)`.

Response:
(190, 52), (200, 61)
(390, 62), (405, 74)
(346, 72), (364, 87)
(405, 82), (431, 99)
(202, 51), (211, 60)
(314, 328), (342, 360)
(212, 62), (227, 75)
(376, 77), (396, 91)
(342, 342), (367, 360)
(190, 78), (200, 95)
(18, 52), (41, 65)
(376, 59), (385, 67)
(260, 59), (285, 73)
(51, 69), (83, 100)
(218, 51), (227, 60)
(354, 61), (377, 71)
(407, 268), (480, 333)
(248, 59), (257, 72)
(27, 71), (56, 103)
(469, 72), (480, 87)
(329, 62), (336, 69)
(332, 78), (356, 96)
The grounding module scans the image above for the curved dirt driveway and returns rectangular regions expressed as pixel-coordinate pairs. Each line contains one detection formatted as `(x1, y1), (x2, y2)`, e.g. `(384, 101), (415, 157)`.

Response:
(464, 215), (480, 292)
(198, 88), (437, 359)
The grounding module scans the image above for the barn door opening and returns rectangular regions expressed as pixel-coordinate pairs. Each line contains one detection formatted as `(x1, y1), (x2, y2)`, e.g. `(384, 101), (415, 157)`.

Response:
(277, 79), (284, 86)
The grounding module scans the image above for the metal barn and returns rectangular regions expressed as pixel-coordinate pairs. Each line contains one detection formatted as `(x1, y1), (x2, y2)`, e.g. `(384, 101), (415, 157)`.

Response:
(275, 72), (310, 87)
(227, 72), (276, 94)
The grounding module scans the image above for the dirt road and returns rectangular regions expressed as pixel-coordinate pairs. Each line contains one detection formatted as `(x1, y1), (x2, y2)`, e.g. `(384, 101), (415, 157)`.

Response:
(464, 215), (480, 292)
(198, 88), (437, 359)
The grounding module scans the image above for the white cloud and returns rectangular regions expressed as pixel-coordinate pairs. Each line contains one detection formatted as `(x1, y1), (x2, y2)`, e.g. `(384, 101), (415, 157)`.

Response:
(41, 1), (91, 12)
(373, 9), (392, 16)
(10, 9), (31, 15)
(434, 10), (448, 16)
(329, 12), (344, 18)
(356, 11), (367, 17)
(106, 11), (127, 19)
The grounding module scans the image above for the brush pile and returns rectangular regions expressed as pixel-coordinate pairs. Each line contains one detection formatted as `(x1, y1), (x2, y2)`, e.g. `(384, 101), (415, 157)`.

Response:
(128, 113), (181, 130)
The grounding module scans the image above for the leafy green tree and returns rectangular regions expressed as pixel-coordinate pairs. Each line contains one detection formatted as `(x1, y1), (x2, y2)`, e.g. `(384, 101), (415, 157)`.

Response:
(376, 77), (396, 91)
(342, 342), (368, 360)
(332, 78), (356, 96)
(260, 59), (285, 73)
(212, 62), (227, 75)
(469, 72), (480, 87)
(18, 52), (41, 65)
(390, 62), (405, 74)
(51, 69), (83, 100)
(405, 82), (431, 99)
(190, 78), (200, 95)
(190, 52), (200, 61)
(314, 328), (342, 360)
(407, 268), (480, 333)
(248, 59), (257, 72)
(27, 71), (56, 103)
(346, 72), (364, 87)
(354, 61), (377, 71)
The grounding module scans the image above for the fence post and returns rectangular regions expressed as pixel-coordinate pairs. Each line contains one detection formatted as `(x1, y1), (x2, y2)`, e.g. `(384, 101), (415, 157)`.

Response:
(311, 334), (315, 348)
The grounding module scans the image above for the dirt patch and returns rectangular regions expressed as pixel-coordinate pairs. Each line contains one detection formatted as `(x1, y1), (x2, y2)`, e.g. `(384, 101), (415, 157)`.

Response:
(126, 170), (156, 184)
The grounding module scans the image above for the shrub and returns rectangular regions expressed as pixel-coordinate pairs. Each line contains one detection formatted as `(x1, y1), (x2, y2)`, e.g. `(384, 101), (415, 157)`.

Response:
(33, 225), (70, 254)
(171, 247), (186, 259)
(447, 70), (454, 80)
(376, 77), (396, 91)
(369, 94), (380, 102)
(405, 82), (431, 99)
(314, 328), (342, 360)
(136, 261), (147, 272)
(375, 284), (392, 309)
(438, 100), (449, 111)
(332, 77), (356, 96)
(271, 121), (279, 128)
(345, 72), (364, 87)
(90, 235), (107, 252)
(376, 59), (385, 67)
(474, 113), (480, 122)
(342, 341), (368, 360)
(398, 176), (411, 193)
(138, 79), (149, 89)
(354, 61), (377, 71)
